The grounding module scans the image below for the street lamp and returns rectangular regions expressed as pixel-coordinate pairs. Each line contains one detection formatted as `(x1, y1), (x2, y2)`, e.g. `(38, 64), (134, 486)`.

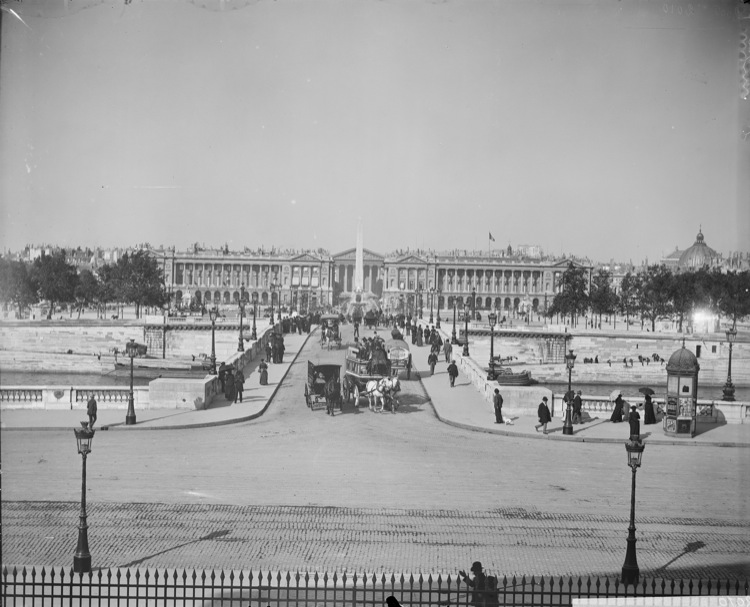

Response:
(451, 300), (458, 344)
(237, 286), (246, 352)
(209, 306), (219, 375)
(563, 348), (576, 435)
(251, 292), (258, 341)
(471, 287), (477, 321)
(429, 287), (435, 324)
(125, 339), (137, 425)
(722, 324), (737, 401)
(73, 423), (95, 573)
(418, 286), (423, 319)
(462, 303), (470, 356)
(488, 310), (497, 380)
(436, 288), (442, 329)
(269, 280), (276, 326)
(621, 438), (645, 586)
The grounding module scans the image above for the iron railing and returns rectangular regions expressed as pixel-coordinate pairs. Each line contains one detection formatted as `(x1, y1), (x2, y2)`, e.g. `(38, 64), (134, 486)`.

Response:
(2, 567), (747, 606)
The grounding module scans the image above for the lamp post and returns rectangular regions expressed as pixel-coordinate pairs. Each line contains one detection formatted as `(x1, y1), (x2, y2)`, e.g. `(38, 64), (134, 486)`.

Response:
(251, 293), (258, 341)
(125, 339), (137, 425)
(621, 439), (645, 586)
(722, 324), (737, 401)
(237, 286), (246, 352)
(208, 306), (219, 375)
(451, 300), (458, 344)
(418, 286), (423, 320)
(73, 423), (95, 573)
(429, 287), (435, 324)
(436, 288), (442, 329)
(462, 303), (470, 356)
(471, 287), (477, 321)
(488, 311), (497, 380)
(271, 280), (276, 327)
(563, 348), (576, 435)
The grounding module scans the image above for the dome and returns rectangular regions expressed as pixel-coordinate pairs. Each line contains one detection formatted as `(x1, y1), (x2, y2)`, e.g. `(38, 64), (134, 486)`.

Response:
(666, 347), (700, 374)
(677, 229), (719, 270)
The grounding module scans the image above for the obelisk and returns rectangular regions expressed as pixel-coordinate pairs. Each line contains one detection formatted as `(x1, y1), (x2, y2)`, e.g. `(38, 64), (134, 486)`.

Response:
(353, 218), (364, 292)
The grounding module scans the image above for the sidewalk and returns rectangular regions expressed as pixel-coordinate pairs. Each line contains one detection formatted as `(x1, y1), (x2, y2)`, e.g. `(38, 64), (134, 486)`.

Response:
(2, 328), (749, 447)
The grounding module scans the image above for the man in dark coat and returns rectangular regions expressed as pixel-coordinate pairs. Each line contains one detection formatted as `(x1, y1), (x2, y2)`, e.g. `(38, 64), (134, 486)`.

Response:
(264, 343), (272, 365)
(427, 351), (438, 376)
(443, 340), (453, 363)
(233, 366), (245, 403)
(447, 360), (459, 387)
(493, 388), (504, 424)
(87, 395), (98, 429)
(535, 396), (552, 434)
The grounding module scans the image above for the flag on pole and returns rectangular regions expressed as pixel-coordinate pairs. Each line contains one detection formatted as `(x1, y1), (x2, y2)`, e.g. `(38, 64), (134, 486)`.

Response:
(489, 232), (495, 242)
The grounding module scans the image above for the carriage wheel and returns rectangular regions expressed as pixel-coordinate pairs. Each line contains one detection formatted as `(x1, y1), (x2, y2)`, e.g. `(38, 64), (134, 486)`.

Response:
(353, 385), (360, 406)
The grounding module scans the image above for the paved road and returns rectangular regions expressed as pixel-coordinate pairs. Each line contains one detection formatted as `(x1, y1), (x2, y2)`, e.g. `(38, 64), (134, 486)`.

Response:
(2, 324), (749, 579)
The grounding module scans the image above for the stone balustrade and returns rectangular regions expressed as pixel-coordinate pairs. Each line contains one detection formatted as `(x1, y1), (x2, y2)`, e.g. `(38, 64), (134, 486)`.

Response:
(0, 386), (149, 410)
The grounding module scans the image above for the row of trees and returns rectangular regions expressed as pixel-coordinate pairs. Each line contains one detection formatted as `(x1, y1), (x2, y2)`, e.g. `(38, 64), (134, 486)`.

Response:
(548, 263), (750, 331)
(0, 250), (168, 319)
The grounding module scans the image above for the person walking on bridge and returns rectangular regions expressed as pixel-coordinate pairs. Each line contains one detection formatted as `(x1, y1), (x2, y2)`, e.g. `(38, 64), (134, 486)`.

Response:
(447, 360), (459, 387)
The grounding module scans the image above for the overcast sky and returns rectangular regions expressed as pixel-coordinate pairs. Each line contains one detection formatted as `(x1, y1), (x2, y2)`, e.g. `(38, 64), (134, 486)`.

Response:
(1, 0), (747, 263)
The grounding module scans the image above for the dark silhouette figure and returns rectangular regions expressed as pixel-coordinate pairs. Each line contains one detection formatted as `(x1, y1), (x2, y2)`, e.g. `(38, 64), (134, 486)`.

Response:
(643, 394), (657, 424)
(447, 360), (459, 387)
(629, 405), (641, 440)
(87, 395), (97, 429)
(459, 561), (498, 607)
(493, 389), (503, 424)
(535, 397), (551, 434)
(610, 394), (625, 423)
(386, 597), (403, 607)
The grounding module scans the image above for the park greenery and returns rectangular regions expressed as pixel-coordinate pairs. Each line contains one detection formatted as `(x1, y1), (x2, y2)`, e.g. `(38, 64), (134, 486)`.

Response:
(0, 250), (167, 319)
(547, 262), (750, 331)
(1, 251), (748, 329)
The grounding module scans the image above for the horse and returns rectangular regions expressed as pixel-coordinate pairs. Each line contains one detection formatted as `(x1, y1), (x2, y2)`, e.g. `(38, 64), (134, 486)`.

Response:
(324, 377), (340, 416)
(365, 377), (401, 413)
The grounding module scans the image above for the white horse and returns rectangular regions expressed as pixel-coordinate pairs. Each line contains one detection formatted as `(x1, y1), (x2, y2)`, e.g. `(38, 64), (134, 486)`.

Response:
(365, 377), (401, 413)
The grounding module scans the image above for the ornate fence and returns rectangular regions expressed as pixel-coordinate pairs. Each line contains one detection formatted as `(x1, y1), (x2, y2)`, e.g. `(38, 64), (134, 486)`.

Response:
(2, 568), (747, 606)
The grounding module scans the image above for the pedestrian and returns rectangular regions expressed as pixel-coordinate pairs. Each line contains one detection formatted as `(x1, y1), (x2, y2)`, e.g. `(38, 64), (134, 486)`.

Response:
(535, 396), (551, 434)
(643, 393), (657, 424)
(385, 597), (403, 607)
(233, 366), (245, 403)
(428, 351), (438, 375)
(572, 390), (583, 424)
(610, 394), (625, 423)
(447, 359), (459, 387)
(405, 353), (412, 380)
(264, 342), (272, 364)
(459, 561), (498, 607)
(493, 388), (503, 424)
(86, 394), (97, 429)
(258, 359), (269, 385)
(628, 405), (641, 440)
(416, 325), (423, 347)
(443, 339), (453, 363)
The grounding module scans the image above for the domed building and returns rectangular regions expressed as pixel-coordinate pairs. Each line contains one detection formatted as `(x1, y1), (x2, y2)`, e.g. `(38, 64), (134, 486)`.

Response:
(677, 229), (720, 271)
(660, 228), (723, 272)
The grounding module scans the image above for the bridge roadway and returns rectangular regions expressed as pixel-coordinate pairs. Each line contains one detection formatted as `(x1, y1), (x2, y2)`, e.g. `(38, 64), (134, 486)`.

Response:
(1, 324), (749, 579)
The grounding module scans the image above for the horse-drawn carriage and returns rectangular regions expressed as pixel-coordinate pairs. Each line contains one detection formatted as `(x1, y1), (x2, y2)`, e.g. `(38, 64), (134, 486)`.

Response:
(342, 340), (403, 413)
(319, 313), (343, 350)
(304, 361), (342, 415)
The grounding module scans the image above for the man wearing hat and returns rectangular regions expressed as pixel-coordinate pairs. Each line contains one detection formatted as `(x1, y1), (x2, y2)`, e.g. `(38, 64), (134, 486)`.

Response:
(535, 396), (552, 434)
(459, 561), (497, 607)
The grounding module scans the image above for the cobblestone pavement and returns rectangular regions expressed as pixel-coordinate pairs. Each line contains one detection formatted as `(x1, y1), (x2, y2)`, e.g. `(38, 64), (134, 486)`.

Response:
(2, 324), (749, 580)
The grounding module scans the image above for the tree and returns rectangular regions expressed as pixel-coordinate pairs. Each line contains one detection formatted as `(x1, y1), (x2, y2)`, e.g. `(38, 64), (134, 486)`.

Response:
(32, 251), (78, 319)
(618, 272), (641, 329)
(715, 270), (750, 327)
(113, 250), (168, 318)
(639, 264), (673, 332)
(669, 272), (695, 333)
(547, 263), (589, 326)
(74, 269), (100, 319)
(0, 257), (38, 318)
(589, 269), (617, 328)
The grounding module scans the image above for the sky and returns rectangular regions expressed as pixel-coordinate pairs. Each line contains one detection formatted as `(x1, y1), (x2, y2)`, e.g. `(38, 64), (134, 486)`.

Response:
(1, 0), (748, 264)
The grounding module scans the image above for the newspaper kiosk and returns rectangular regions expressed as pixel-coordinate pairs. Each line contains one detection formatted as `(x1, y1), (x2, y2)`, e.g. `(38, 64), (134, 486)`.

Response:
(663, 346), (700, 438)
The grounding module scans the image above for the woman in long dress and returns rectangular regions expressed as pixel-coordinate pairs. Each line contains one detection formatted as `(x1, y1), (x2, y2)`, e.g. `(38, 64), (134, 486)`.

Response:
(259, 359), (269, 385)
(610, 394), (625, 423)
(628, 405), (641, 439)
(643, 394), (657, 424)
